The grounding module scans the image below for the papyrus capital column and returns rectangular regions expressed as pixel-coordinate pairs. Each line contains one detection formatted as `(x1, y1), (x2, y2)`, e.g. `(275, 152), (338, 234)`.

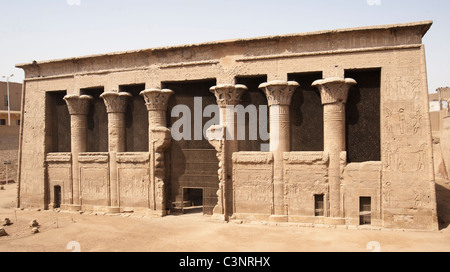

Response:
(140, 88), (173, 216)
(312, 77), (356, 221)
(100, 91), (131, 152)
(100, 91), (131, 212)
(259, 81), (299, 221)
(210, 84), (247, 108)
(140, 88), (174, 128)
(208, 84), (247, 221)
(63, 94), (93, 210)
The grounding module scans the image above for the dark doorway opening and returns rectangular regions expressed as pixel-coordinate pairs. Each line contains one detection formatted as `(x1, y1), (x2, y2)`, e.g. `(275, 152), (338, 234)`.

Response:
(81, 87), (108, 152)
(314, 194), (324, 217)
(344, 69), (381, 163)
(359, 197), (372, 225)
(183, 188), (203, 214)
(288, 72), (324, 152)
(163, 79), (219, 215)
(54, 185), (61, 209)
(235, 75), (269, 152)
(45, 91), (70, 153)
(119, 84), (148, 152)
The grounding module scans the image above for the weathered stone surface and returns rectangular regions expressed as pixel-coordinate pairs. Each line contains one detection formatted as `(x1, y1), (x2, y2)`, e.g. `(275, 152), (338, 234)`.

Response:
(15, 21), (438, 230)
(30, 219), (39, 228)
(2, 218), (11, 226)
(0, 227), (7, 237)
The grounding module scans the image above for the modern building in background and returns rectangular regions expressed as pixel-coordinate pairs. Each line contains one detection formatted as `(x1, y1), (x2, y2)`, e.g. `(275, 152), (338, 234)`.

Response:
(0, 80), (22, 184)
(429, 87), (450, 133)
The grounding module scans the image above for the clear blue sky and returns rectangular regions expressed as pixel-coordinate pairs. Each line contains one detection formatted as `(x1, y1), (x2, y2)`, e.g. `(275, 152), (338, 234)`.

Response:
(0, 0), (448, 93)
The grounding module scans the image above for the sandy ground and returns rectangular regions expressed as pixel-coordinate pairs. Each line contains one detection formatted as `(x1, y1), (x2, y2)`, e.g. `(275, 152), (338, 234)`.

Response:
(1, 183), (450, 252)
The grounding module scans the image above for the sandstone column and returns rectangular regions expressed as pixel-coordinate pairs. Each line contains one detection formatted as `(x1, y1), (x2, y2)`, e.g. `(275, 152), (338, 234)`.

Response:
(209, 84), (248, 220)
(259, 81), (299, 222)
(63, 94), (93, 211)
(100, 91), (132, 213)
(312, 77), (356, 223)
(140, 88), (174, 216)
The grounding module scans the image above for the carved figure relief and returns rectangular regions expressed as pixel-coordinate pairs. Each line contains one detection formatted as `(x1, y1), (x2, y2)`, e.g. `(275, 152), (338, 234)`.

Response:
(385, 74), (421, 102)
(383, 106), (424, 136)
(382, 142), (428, 172)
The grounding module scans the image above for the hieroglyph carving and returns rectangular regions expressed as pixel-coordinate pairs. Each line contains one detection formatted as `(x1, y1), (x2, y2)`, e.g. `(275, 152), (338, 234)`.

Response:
(384, 73), (421, 102)
(382, 142), (427, 172)
(384, 106), (424, 136)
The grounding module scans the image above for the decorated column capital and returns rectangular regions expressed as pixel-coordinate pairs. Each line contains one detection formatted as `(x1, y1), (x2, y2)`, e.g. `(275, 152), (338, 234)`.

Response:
(140, 89), (174, 111)
(312, 77), (356, 105)
(100, 91), (132, 113)
(64, 95), (93, 115)
(210, 84), (248, 107)
(259, 81), (300, 106)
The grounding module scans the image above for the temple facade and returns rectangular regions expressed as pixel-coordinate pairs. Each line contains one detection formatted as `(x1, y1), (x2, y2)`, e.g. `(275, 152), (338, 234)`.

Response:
(16, 21), (438, 230)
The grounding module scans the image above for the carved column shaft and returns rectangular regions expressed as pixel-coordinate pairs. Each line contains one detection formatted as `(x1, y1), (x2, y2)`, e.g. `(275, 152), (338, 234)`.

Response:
(140, 89), (173, 215)
(100, 91), (131, 211)
(101, 92), (131, 152)
(313, 77), (356, 220)
(259, 81), (299, 220)
(209, 84), (247, 220)
(64, 95), (93, 209)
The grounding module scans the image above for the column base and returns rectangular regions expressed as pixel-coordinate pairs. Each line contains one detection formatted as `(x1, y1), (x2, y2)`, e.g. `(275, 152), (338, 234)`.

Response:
(323, 217), (346, 225)
(269, 215), (288, 223)
(106, 206), (121, 213)
(68, 205), (82, 212)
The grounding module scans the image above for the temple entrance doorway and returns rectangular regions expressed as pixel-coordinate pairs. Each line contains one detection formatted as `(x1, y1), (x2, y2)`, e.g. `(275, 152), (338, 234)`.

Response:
(163, 79), (219, 215)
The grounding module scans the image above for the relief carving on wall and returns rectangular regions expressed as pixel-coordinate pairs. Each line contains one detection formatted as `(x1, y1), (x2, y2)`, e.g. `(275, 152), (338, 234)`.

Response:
(119, 168), (149, 199)
(384, 72), (421, 102)
(384, 106), (424, 137)
(382, 142), (427, 172)
(80, 168), (107, 199)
